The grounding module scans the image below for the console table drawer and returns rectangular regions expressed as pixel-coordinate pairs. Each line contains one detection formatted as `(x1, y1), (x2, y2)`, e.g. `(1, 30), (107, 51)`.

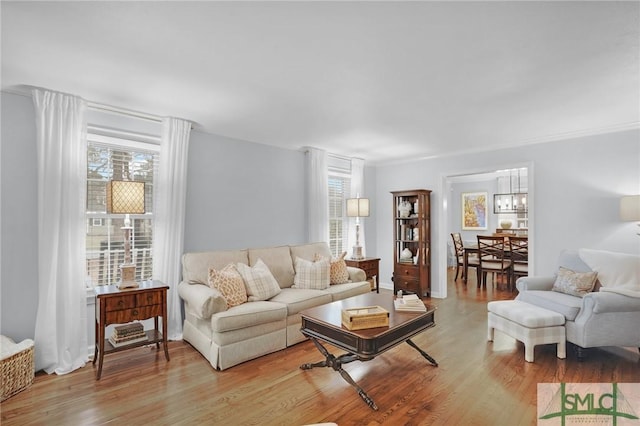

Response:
(136, 291), (163, 307)
(105, 296), (136, 311)
(105, 305), (163, 324)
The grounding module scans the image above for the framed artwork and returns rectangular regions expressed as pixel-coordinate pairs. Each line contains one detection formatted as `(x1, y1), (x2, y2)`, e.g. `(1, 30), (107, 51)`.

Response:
(462, 192), (488, 230)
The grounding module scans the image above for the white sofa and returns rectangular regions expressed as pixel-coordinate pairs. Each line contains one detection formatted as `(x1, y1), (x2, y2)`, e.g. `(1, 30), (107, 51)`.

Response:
(178, 242), (370, 370)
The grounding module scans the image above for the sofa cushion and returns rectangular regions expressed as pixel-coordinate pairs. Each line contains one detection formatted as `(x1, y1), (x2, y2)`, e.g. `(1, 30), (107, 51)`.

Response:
(210, 301), (287, 333)
(516, 290), (583, 321)
(293, 257), (330, 289)
(552, 267), (598, 297)
(208, 264), (247, 308)
(290, 242), (332, 261)
(237, 259), (282, 301)
(182, 249), (249, 285)
(248, 245), (295, 288)
(269, 288), (332, 315)
(323, 281), (371, 301)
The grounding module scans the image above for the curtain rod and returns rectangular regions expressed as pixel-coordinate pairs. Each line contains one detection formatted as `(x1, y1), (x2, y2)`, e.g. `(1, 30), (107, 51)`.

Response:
(87, 101), (163, 123)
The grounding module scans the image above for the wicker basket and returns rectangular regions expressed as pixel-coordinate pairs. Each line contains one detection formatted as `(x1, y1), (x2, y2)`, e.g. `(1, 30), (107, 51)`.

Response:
(1, 338), (35, 401)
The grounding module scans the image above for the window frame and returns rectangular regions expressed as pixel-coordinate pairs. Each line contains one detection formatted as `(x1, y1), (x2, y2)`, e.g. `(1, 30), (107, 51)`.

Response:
(85, 131), (159, 287)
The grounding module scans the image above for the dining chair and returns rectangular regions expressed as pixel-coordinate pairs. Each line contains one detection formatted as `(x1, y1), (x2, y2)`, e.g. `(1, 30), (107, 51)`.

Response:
(476, 235), (512, 289)
(450, 233), (479, 282)
(509, 236), (528, 289)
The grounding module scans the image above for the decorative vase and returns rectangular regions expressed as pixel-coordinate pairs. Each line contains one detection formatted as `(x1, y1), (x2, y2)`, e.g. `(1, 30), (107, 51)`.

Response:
(399, 201), (412, 218)
(500, 220), (512, 229)
(400, 248), (413, 260)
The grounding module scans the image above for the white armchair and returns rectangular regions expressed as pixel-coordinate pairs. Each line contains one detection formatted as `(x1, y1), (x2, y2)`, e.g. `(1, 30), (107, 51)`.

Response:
(516, 250), (640, 359)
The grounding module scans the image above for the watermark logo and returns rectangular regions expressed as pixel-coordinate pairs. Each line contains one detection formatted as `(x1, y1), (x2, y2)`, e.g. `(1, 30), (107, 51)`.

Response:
(538, 383), (640, 425)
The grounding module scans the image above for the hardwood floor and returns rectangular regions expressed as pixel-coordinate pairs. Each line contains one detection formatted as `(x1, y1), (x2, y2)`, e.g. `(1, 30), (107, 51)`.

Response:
(2, 269), (638, 425)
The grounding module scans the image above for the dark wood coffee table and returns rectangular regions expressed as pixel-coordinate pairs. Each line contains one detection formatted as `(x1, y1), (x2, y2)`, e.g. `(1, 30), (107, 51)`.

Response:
(299, 292), (437, 410)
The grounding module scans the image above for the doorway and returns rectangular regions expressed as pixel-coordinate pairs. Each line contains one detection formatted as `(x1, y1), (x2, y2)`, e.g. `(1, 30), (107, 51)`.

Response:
(438, 163), (534, 298)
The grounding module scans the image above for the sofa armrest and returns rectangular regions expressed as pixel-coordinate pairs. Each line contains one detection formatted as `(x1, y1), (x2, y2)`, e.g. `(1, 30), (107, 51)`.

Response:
(178, 281), (227, 319)
(347, 266), (366, 283)
(516, 276), (555, 292)
(582, 291), (640, 314)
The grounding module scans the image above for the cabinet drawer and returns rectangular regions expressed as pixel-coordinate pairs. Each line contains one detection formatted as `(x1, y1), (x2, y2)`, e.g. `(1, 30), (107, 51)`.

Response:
(136, 291), (162, 307)
(393, 275), (420, 293)
(105, 296), (136, 311)
(395, 264), (417, 277)
(105, 305), (163, 324)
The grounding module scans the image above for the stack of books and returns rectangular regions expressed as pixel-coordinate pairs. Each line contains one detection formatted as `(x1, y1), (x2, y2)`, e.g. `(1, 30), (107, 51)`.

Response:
(394, 294), (427, 312)
(108, 323), (147, 347)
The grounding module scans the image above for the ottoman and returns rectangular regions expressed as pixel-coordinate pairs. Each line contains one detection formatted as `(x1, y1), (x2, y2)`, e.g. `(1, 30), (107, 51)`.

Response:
(487, 300), (566, 362)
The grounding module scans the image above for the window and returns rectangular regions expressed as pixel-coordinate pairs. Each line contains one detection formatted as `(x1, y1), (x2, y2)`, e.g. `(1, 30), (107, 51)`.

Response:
(328, 155), (351, 257)
(86, 133), (159, 287)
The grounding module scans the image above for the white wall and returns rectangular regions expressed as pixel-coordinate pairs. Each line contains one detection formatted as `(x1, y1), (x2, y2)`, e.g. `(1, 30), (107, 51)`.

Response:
(183, 131), (306, 251)
(374, 129), (640, 298)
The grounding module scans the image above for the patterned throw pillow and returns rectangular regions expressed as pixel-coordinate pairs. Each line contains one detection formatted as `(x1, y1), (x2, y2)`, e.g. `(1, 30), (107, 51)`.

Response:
(208, 264), (247, 308)
(552, 267), (598, 297)
(314, 252), (350, 285)
(236, 259), (282, 301)
(293, 256), (330, 290)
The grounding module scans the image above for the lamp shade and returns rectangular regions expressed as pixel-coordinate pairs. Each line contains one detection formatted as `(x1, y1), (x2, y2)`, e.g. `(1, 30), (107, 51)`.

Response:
(346, 198), (370, 217)
(620, 195), (640, 221)
(106, 180), (145, 214)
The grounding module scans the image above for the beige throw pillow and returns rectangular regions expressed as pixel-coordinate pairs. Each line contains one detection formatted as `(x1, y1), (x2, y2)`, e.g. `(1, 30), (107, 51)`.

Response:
(552, 267), (598, 297)
(208, 264), (247, 308)
(293, 256), (330, 290)
(237, 259), (282, 301)
(314, 251), (350, 285)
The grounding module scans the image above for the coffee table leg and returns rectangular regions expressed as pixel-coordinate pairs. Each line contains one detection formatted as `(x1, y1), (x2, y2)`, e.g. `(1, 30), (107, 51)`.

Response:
(406, 339), (438, 366)
(301, 337), (379, 411)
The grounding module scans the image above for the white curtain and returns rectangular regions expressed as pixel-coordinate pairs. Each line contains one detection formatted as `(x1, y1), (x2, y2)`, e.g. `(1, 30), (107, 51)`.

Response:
(306, 147), (329, 243)
(347, 158), (366, 257)
(153, 117), (191, 340)
(32, 89), (88, 374)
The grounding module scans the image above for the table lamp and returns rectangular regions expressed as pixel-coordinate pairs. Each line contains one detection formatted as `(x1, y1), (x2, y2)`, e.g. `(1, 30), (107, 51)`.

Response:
(347, 197), (370, 260)
(106, 180), (145, 288)
(620, 195), (640, 235)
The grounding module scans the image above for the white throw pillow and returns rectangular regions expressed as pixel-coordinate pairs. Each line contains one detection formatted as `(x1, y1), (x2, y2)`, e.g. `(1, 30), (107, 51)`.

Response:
(293, 256), (330, 290)
(236, 259), (281, 301)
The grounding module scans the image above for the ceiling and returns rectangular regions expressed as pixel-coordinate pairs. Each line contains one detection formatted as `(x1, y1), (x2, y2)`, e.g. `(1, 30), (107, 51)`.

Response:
(2, 1), (639, 164)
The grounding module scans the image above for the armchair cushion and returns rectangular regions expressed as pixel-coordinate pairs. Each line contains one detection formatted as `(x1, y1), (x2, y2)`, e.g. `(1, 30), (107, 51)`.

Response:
(516, 290), (583, 321)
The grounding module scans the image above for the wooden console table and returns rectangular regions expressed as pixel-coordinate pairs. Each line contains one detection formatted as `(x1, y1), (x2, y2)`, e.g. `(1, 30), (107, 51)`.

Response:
(93, 280), (170, 379)
(345, 257), (380, 293)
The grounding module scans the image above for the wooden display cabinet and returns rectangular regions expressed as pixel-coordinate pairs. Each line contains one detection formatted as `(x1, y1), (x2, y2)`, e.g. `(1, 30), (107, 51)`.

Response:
(391, 189), (432, 298)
